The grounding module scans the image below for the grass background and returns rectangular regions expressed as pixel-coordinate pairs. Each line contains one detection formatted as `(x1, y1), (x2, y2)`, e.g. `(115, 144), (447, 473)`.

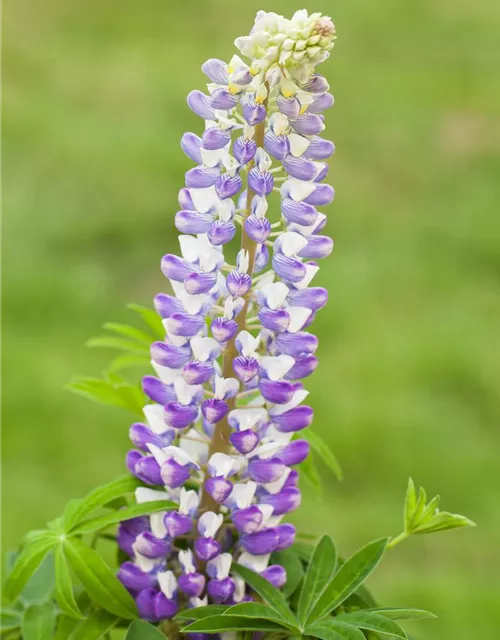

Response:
(2, 0), (500, 637)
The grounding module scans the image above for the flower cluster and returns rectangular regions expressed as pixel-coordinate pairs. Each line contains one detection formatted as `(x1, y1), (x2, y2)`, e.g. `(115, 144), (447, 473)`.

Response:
(117, 9), (336, 623)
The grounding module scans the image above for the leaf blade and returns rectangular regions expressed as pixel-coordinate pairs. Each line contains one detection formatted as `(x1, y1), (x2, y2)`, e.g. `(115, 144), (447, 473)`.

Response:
(307, 538), (388, 624)
(176, 605), (231, 620)
(21, 552), (55, 605)
(306, 619), (366, 640)
(364, 607), (437, 620)
(271, 549), (304, 598)
(337, 612), (408, 639)
(302, 430), (343, 480)
(297, 534), (337, 626)
(21, 604), (56, 640)
(181, 615), (287, 633)
(128, 304), (165, 339)
(3, 537), (57, 602)
(86, 336), (149, 354)
(222, 602), (298, 630)
(70, 500), (177, 535)
(68, 609), (118, 640)
(231, 563), (294, 623)
(54, 545), (84, 620)
(125, 619), (166, 639)
(63, 475), (140, 531)
(63, 538), (137, 619)
(103, 322), (153, 345)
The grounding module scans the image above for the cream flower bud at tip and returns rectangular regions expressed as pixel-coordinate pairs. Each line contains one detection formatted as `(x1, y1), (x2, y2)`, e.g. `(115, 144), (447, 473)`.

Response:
(235, 9), (336, 75)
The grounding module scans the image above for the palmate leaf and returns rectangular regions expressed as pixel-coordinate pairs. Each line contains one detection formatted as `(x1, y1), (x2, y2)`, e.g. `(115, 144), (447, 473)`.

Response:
(223, 602), (298, 630)
(231, 563), (295, 623)
(402, 478), (475, 538)
(307, 538), (388, 625)
(3, 536), (58, 602)
(63, 538), (137, 619)
(63, 475), (141, 531)
(126, 619), (166, 639)
(180, 615), (287, 633)
(54, 545), (84, 620)
(70, 499), (177, 535)
(271, 548), (304, 598)
(21, 604), (57, 640)
(306, 619), (365, 640)
(337, 612), (407, 639)
(297, 534), (338, 626)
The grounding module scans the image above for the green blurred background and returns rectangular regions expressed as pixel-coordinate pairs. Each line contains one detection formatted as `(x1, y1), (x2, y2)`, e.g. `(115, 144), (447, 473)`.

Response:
(3, 0), (500, 637)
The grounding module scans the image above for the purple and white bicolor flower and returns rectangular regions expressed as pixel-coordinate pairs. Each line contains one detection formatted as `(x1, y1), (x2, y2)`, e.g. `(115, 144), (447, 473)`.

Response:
(118, 7), (336, 621)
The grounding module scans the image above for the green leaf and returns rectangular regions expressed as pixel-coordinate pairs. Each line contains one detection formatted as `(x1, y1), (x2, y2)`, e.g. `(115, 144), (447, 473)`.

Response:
(347, 581), (378, 609)
(419, 494), (440, 523)
(53, 615), (80, 640)
(68, 609), (118, 640)
(22, 552), (55, 604)
(63, 475), (140, 531)
(63, 537), (137, 619)
(3, 537), (57, 602)
(410, 486), (427, 530)
(109, 353), (151, 373)
(271, 549), (304, 598)
(103, 322), (153, 345)
(181, 615), (287, 633)
(223, 602), (297, 630)
(307, 538), (388, 624)
(297, 534), (337, 627)
(403, 478), (417, 532)
(413, 511), (476, 534)
(86, 336), (149, 355)
(125, 619), (166, 639)
(302, 430), (343, 480)
(54, 545), (84, 619)
(128, 303), (165, 339)
(176, 605), (230, 620)
(70, 500), (176, 535)
(21, 604), (56, 640)
(364, 608), (437, 620)
(306, 619), (365, 640)
(67, 377), (144, 414)
(292, 541), (314, 562)
(1, 608), (21, 632)
(337, 612), (407, 638)
(299, 451), (322, 494)
(232, 563), (294, 623)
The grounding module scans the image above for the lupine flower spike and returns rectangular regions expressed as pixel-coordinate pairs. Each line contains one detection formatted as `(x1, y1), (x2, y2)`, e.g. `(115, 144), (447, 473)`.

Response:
(118, 9), (336, 621)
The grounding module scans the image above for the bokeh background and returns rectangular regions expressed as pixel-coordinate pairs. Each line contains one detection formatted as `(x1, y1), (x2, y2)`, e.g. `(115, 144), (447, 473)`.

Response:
(3, 0), (500, 637)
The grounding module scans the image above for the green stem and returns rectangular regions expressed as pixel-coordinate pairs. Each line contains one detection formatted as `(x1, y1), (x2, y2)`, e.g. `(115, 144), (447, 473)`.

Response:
(386, 531), (410, 549)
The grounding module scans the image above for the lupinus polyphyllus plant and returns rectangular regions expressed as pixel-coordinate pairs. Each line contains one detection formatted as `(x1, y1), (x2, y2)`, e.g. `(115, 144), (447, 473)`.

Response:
(2, 10), (475, 640)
